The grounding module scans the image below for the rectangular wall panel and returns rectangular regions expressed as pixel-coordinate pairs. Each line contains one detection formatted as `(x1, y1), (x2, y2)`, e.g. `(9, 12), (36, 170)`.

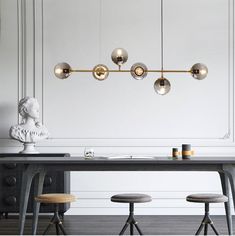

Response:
(41, 0), (233, 146)
(164, 0), (230, 139)
(0, 0), (20, 140)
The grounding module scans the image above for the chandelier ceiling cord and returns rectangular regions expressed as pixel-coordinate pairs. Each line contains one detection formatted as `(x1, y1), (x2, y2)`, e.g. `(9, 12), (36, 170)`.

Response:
(54, 0), (208, 95)
(155, 0), (172, 95)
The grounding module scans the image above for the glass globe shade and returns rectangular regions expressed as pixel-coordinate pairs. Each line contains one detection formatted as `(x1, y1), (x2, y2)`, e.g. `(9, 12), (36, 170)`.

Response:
(111, 48), (128, 66)
(54, 62), (71, 79)
(191, 63), (208, 80)
(92, 64), (109, 81)
(154, 77), (171, 95)
(131, 63), (148, 80)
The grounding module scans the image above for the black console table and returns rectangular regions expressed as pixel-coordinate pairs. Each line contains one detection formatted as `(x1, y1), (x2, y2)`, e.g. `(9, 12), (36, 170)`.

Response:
(0, 153), (70, 218)
(0, 155), (234, 235)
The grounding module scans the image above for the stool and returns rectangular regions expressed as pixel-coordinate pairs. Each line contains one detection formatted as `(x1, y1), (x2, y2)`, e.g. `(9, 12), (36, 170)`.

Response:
(186, 193), (228, 235)
(111, 193), (152, 235)
(35, 193), (76, 235)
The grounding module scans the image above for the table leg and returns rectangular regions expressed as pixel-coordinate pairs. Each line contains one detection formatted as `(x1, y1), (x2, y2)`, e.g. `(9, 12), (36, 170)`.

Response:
(19, 165), (38, 235)
(222, 164), (235, 235)
(32, 170), (46, 235)
(219, 172), (233, 235)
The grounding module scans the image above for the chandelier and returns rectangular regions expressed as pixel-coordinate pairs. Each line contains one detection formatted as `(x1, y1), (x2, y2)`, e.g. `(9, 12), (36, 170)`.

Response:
(54, 0), (208, 95)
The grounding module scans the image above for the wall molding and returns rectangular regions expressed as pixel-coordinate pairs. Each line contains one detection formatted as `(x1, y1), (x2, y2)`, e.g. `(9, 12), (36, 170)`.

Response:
(0, 0), (25, 143)
(0, 0), (234, 150)
(31, 0), (235, 147)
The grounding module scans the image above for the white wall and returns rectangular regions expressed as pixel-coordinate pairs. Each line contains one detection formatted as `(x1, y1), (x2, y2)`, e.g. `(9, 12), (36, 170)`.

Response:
(0, 0), (234, 215)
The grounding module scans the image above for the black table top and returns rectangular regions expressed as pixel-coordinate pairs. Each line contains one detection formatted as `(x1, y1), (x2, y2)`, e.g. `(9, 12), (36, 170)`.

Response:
(0, 154), (234, 164)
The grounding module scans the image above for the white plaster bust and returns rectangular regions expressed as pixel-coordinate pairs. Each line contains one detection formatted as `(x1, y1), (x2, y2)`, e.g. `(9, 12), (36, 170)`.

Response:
(9, 97), (49, 153)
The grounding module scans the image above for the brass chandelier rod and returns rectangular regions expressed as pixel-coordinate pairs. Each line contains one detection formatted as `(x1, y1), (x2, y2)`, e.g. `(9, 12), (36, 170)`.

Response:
(71, 69), (191, 73)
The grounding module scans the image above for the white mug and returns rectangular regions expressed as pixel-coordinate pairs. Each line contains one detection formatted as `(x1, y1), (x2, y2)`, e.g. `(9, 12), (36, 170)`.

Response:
(84, 147), (94, 159)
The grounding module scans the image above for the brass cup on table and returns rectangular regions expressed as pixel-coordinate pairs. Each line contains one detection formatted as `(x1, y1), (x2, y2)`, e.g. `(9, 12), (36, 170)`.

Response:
(182, 144), (194, 159)
(172, 148), (181, 159)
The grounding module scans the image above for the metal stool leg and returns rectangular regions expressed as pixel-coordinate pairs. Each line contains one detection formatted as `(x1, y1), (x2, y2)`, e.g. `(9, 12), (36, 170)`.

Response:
(119, 222), (129, 235)
(119, 203), (134, 235)
(195, 203), (221, 236)
(56, 224), (60, 235)
(43, 204), (67, 235)
(119, 203), (144, 236)
(130, 223), (134, 235)
(210, 223), (219, 235)
(58, 223), (67, 235)
(54, 204), (67, 235)
(43, 213), (56, 235)
(203, 204), (210, 235)
(129, 203), (134, 235)
(204, 224), (208, 235)
(195, 223), (204, 235)
(206, 203), (219, 236)
(43, 223), (54, 235)
(134, 222), (143, 235)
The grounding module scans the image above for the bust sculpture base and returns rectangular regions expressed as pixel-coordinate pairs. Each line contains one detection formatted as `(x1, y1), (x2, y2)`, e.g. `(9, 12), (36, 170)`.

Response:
(20, 143), (39, 154)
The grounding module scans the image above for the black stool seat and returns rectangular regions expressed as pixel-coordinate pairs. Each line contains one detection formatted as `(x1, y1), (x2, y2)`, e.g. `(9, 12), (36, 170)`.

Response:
(186, 193), (228, 235)
(187, 193), (228, 203)
(111, 193), (152, 235)
(111, 193), (152, 203)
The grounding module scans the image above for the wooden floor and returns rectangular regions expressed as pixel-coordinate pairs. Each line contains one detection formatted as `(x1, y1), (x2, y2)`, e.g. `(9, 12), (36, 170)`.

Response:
(0, 215), (231, 235)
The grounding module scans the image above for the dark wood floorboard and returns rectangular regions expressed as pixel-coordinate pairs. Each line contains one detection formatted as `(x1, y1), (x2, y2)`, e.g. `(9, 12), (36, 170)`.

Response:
(0, 215), (231, 235)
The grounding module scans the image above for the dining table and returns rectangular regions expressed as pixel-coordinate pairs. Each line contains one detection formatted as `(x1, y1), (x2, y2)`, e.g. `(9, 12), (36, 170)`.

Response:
(0, 154), (234, 235)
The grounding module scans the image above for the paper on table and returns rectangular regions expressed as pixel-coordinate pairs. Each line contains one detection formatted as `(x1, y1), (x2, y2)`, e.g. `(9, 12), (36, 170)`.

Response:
(106, 155), (155, 159)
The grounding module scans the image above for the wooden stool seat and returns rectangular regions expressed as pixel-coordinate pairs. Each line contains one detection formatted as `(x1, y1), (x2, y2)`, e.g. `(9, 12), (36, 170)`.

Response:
(35, 193), (76, 204)
(35, 193), (76, 235)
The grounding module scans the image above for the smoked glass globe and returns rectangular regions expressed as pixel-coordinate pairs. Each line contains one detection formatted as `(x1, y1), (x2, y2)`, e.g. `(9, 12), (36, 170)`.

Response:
(154, 77), (171, 95)
(191, 63), (208, 80)
(111, 48), (128, 66)
(54, 62), (72, 79)
(131, 63), (148, 80)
